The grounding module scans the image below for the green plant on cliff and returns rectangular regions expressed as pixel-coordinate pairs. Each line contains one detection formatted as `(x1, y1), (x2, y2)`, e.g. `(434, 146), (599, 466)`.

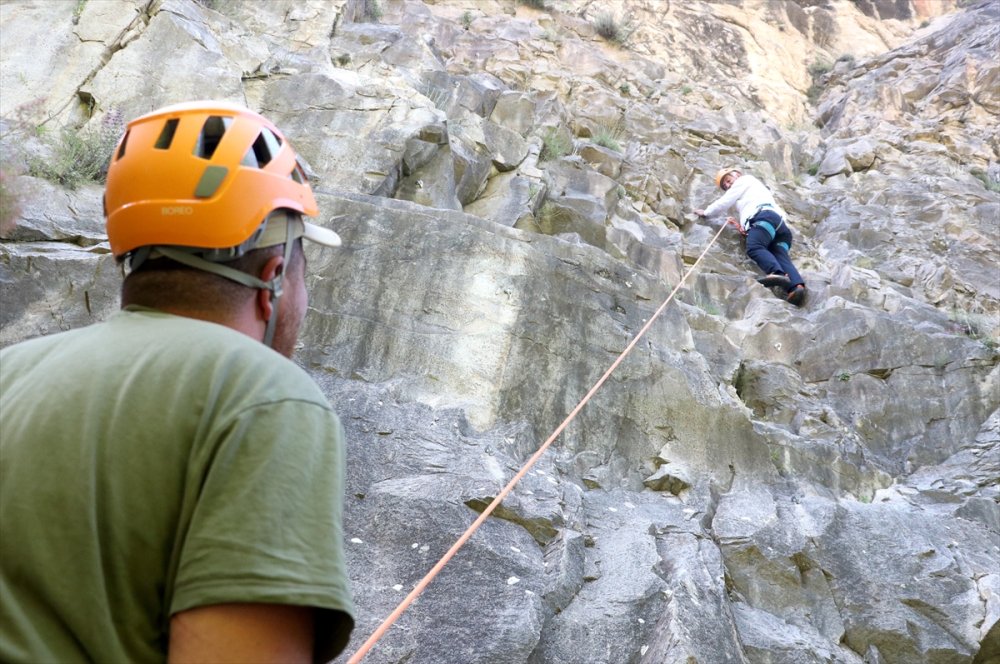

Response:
(0, 167), (24, 235)
(537, 201), (570, 232)
(806, 59), (832, 104)
(970, 167), (1000, 193)
(358, 0), (382, 22)
(808, 60), (832, 77)
(591, 118), (626, 152)
(28, 110), (123, 190)
(72, 0), (87, 21)
(540, 127), (572, 161)
(853, 256), (875, 270)
(541, 27), (563, 43)
(518, 0), (550, 9)
(694, 295), (721, 317)
(593, 11), (633, 47)
(950, 302), (999, 350)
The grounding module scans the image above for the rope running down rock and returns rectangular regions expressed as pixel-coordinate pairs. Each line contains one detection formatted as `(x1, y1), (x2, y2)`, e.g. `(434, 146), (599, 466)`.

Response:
(347, 221), (728, 663)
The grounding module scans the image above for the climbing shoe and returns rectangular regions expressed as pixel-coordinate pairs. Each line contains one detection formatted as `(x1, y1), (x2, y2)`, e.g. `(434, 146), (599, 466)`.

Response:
(787, 284), (807, 307)
(757, 274), (791, 288)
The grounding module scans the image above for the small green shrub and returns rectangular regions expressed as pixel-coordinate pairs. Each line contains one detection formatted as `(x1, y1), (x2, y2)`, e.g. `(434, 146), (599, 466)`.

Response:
(541, 27), (562, 43)
(0, 167), (24, 235)
(593, 11), (632, 47)
(950, 304), (999, 349)
(970, 168), (1000, 193)
(853, 256), (875, 270)
(806, 59), (833, 104)
(461, 10), (473, 29)
(540, 127), (572, 161)
(680, 85), (693, 95)
(694, 295), (721, 317)
(619, 83), (631, 96)
(28, 110), (123, 190)
(358, 0), (382, 22)
(623, 183), (645, 204)
(537, 200), (570, 231)
(837, 372), (851, 382)
(807, 163), (820, 176)
(808, 60), (832, 77)
(519, 0), (549, 9)
(591, 118), (626, 152)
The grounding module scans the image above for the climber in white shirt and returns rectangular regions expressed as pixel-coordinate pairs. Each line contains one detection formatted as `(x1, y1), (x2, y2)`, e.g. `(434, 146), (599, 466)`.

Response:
(695, 167), (807, 306)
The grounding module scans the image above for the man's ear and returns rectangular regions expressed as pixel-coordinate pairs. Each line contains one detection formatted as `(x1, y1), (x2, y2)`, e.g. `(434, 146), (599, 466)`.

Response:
(256, 254), (285, 322)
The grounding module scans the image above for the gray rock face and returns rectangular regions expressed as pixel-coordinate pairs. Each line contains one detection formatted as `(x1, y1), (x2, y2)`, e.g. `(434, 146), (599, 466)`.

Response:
(1, 1), (996, 663)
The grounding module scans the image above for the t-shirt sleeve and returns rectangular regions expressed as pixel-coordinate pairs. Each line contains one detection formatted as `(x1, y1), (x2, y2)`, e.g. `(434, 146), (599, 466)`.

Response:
(170, 398), (355, 660)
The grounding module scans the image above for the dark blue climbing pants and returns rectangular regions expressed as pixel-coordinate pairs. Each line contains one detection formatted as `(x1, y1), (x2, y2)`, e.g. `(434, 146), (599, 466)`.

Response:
(745, 210), (804, 289)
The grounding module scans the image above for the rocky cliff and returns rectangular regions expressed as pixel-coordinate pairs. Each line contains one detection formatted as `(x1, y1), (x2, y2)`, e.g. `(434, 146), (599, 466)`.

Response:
(1, 0), (997, 663)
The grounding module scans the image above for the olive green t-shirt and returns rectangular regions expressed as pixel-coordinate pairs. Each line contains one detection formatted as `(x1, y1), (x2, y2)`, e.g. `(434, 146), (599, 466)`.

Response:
(0, 307), (354, 663)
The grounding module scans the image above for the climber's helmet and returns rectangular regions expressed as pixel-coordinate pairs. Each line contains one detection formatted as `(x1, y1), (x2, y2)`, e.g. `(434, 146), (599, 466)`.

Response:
(103, 100), (342, 347)
(714, 167), (741, 191)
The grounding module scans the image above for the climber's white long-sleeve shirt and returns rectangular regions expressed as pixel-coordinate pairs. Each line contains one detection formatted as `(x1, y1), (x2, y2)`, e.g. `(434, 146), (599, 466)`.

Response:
(703, 174), (786, 231)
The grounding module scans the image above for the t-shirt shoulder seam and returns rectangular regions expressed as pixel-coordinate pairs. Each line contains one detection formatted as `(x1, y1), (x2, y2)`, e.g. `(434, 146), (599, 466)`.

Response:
(229, 397), (337, 420)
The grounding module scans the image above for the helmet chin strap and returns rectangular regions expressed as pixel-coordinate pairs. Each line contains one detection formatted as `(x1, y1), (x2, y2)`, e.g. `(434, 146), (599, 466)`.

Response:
(266, 220), (298, 348)
(134, 219), (297, 349)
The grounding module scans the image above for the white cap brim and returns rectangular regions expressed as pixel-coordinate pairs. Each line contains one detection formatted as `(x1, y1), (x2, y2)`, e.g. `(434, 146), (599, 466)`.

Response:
(303, 219), (342, 247)
(257, 210), (342, 249)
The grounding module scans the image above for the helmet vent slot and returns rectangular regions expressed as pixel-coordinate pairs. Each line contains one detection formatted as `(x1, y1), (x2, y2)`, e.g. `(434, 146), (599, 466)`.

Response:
(116, 130), (131, 160)
(242, 128), (282, 168)
(194, 116), (232, 160)
(290, 161), (305, 184)
(154, 119), (178, 150)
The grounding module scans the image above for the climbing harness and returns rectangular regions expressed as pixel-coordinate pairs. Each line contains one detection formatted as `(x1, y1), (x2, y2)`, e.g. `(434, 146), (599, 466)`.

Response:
(346, 222), (729, 663)
(745, 205), (787, 252)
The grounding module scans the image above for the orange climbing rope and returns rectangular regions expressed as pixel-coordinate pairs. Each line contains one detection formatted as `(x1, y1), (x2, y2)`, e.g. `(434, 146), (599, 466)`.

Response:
(346, 221), (728, 663)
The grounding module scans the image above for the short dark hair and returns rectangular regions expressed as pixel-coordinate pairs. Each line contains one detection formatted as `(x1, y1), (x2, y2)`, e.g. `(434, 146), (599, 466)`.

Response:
(121, 240), (304, 313)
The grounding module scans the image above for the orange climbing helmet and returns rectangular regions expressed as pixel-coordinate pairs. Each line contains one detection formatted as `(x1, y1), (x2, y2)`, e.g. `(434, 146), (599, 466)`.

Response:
(714, 167), (741, 190)
(104, 101), (330, 259)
